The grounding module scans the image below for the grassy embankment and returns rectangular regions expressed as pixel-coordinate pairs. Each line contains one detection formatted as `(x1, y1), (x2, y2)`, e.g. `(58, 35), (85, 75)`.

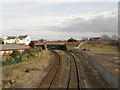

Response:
(80, 43), (118, 52)
(80, 43), (119, 79)
(67, 42), (118, 52)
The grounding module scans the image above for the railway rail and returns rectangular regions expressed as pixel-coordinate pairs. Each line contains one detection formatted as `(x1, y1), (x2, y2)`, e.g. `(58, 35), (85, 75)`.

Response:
(38, 50), (61, 88)
(65, 51), (81, 89)
(38, 50), (81, 89)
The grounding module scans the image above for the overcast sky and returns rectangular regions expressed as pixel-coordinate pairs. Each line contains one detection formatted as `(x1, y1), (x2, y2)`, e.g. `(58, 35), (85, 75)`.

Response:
(0, 1), (118, 40)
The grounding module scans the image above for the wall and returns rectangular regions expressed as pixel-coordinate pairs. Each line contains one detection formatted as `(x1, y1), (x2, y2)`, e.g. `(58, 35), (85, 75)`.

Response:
(75, 49), (119, 88)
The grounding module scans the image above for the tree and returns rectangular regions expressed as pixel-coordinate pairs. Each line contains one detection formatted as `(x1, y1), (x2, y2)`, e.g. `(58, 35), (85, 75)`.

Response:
(101, 35), (111, 40)
(67, 37), (77, 42)
(82, 37), (88, 41)
(29, 41), (35, 48)
(111, 34), (118, 40)
(38, 39), (45, 42)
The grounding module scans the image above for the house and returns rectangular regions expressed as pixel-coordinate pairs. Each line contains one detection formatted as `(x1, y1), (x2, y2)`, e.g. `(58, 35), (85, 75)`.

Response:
(3, 35), (31, 45)
(16, 35), (31, 45)
(87, 37), (101, 44)
(88, 37), (113, 44)
(89, 37), (101, 41)
(0, 44), (30, 56)
(3, 36), (17, 44)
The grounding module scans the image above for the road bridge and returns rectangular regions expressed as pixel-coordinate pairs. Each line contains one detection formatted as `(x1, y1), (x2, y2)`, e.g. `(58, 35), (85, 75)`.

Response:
(35, 41), (67, 50)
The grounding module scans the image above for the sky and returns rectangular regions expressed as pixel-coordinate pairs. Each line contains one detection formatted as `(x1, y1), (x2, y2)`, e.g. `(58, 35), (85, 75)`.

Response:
(0, 0), (118, 40)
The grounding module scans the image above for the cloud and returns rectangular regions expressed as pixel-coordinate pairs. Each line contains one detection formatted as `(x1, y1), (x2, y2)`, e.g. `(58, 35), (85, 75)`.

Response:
(2, 2), (117, 17)
(1, 0), (119, 2)
(1, 2), (118, 40)
(46, 12), (118, 38)
(2, 12), (118, 40)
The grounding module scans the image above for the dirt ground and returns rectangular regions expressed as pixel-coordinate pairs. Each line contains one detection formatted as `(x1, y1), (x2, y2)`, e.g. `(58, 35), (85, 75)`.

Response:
(2, 49), (113, 88)
(2, 50), (53, 88)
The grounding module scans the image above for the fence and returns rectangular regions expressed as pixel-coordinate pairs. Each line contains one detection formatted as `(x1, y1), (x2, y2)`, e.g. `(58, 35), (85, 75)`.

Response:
(76, 49), (119, 88)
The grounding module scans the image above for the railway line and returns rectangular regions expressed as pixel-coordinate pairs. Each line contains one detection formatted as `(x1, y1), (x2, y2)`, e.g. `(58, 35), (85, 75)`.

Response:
(38, 51), (61, 88)
(65, 51), (80, 89)
(38, 50), (81, 89)
(2, 50), (111, 88)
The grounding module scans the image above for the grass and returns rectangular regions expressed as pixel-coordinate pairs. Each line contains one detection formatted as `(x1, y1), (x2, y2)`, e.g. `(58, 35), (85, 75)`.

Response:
(67, 43), (118, 52)
(66, 44), (77, 50)
(80, 43), (118, 52)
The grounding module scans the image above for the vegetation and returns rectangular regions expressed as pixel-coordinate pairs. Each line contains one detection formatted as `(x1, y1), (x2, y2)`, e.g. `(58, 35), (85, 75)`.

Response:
(29, 41), (35, 48)
(2, 48), (41, 66)
(67, 44), (77, 50)
(100, 34), (119, 46)
(11, 50), (22, 58)
(80, 43), (118, 52)
(81, 37), (88, 41)
(38, 39), (45, 42)
(67, 37), (77, 42)
(109, 41), (120, 46)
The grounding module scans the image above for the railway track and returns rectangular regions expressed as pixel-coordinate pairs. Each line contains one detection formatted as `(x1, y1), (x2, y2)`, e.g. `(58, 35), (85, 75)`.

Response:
(38, 50), (80, 89)
(38, 50), (61, 88)
(65, 51), (81, 89)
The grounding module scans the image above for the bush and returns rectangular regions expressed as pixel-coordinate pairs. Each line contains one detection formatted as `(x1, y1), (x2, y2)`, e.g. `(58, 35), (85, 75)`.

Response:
(11, 50), (22, 58)
(110, 41), (120, 46)
(15, 57), (22, 63)
(23, 49), (32, 55)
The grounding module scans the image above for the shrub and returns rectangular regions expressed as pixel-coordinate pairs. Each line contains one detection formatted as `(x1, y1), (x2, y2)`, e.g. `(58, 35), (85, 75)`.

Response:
(29, 41), (35, 48)
(23, 49), (32, 55)
(11, 50), (22, 58)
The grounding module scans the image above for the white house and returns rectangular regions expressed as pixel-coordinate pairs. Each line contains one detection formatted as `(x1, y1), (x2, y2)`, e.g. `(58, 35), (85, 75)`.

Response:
(3, 36), (17, 44)
(16, 35), (31, 45)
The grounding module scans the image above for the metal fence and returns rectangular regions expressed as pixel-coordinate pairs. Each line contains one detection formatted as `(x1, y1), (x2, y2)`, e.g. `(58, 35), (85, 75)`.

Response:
(76, 49), (119, 88)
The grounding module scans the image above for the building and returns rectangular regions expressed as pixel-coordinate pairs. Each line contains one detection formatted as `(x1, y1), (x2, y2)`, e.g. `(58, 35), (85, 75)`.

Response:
(15, 35), (31, 45)
(0, 44), (30, 57)
(3, 36), (17, 44)
(88, 37), (102, 44)
(88, 37), (112, 44)
(89, 37), (101, 41)
(3, 35), (31, 45)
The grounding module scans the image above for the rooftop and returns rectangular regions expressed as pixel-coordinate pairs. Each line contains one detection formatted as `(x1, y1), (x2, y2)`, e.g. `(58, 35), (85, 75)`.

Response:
(17, 35), (28, 40)
(0, 44), (29, 51)
(6, 36), (17, 39)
